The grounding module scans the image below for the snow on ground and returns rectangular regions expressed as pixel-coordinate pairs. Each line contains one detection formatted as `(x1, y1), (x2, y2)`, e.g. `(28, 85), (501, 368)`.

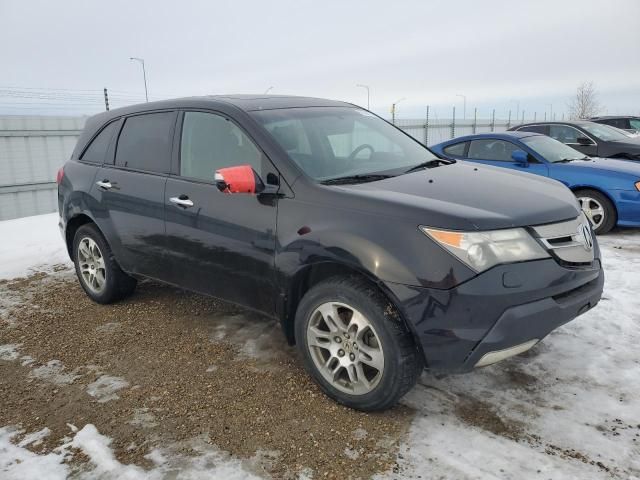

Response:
(1, 213), (639, 479)
(0, 213), (70, 280)
(0, 423), (261, 480)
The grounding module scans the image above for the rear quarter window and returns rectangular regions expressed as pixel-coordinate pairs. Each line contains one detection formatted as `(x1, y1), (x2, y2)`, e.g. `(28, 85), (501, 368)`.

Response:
(80, 121), (119, 164)
(115, 112), (176, 173)
(443, 142), (467, 157)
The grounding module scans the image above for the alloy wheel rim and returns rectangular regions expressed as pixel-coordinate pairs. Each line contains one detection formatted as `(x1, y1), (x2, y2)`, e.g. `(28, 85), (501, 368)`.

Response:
(306, 301), (384, 395)
(577, 196), (605, 230)
(77, 237), (106, 293)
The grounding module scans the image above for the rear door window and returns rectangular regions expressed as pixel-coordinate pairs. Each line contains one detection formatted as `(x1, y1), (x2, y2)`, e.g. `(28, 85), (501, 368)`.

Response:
(115, 112), (175, 173)
(80, 121), (119, 164)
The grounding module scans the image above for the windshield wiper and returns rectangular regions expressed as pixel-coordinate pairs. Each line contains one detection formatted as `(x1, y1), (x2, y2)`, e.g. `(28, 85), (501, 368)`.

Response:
(404, 158), (456, 174)
(321, 174), (394, 185)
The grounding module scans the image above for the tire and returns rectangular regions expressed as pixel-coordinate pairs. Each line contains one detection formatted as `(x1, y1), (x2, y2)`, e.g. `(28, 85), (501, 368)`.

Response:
(294, 276), (423, 411)
(574, 189), (616, 235)
(72, 223), (137, 304)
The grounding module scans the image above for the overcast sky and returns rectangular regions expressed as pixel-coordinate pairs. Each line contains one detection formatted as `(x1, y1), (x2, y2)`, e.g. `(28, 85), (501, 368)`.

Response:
(1, 0), (639, 118)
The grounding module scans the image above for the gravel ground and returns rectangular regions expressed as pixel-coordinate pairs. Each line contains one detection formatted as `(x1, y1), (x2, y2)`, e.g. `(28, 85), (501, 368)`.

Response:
(0, 269), (412, 479)
(1, 222), (639, 479)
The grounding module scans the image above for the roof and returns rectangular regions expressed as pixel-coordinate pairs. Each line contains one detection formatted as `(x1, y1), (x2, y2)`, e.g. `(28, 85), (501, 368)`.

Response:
(438, 131), (542, 144)
(514, 120), (594, 127)
(591, 115), (639, 120)
(87, 94), (353, 127)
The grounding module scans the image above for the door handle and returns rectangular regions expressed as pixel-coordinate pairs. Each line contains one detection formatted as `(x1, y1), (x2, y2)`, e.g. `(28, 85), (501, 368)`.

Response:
(169, 196), (194, 208)
(96, 180), (112, 190)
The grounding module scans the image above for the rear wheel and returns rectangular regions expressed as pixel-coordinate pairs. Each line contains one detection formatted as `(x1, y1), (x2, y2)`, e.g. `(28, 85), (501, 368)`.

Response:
(575, 189), (616, 234)
(295, 276), (422, 411)
(73, 224), (137, 303)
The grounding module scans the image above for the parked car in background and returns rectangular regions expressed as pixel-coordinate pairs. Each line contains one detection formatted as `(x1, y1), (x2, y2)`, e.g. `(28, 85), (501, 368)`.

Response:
(57, 95), (604, 411)
(509, 121), (640, 160)
(432, 132), (640, 234)
(590, 116), (640, 135)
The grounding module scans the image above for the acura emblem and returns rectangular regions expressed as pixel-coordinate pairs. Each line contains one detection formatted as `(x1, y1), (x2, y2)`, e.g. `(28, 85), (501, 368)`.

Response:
(577, 223), (593, 251)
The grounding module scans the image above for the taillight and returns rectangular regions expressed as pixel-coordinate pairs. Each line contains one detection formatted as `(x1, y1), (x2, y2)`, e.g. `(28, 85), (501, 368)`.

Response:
(56, 167), (64, 185)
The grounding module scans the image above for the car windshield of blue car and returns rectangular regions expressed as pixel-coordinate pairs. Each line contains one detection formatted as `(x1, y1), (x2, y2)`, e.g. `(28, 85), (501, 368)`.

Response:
(251, 106), (440, 182)
(521, 135), (589, 163)
(581, 123), (629, 141)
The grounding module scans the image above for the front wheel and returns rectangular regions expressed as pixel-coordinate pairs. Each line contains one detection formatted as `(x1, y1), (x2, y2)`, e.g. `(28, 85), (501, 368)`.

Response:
(575, 189), (616, 234)
(294, 276), (423, 411)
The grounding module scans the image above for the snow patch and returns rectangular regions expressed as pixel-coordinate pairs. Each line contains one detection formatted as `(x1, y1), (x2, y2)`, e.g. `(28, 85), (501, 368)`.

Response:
(0, 344), (21, 361)
(29, 360), (80, 385)
(17, 428), (50, 448)
(86, 375), (129, 403)
(0, 213), (71, 281)
(0, 427), (69, 480)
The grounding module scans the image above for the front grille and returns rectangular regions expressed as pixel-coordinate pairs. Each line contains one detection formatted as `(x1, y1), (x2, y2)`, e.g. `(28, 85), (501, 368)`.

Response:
(530, 214), (595, 266)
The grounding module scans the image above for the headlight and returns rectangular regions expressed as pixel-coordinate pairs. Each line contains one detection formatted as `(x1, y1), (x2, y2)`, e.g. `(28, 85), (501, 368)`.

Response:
(420, 226), (549, 272)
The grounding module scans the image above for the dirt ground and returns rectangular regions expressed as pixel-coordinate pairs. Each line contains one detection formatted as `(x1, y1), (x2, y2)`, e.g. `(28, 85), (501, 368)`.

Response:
(0, 268), (414, 479)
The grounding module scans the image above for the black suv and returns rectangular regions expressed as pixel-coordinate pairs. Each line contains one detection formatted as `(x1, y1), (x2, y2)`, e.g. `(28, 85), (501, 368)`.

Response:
(58, 95), (604, 410)
(510, 121), (640, 160)
(590, 116), (640, 135)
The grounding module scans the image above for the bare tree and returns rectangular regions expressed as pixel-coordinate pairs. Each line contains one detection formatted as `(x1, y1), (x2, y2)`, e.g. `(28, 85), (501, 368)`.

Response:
(568, 81), (601, 119)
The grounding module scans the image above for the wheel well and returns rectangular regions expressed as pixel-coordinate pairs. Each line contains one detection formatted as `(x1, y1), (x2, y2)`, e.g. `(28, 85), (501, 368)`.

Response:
(281, 262), (410, 346)
(64, 214), (95, 257)
(571, 186), (618, 225)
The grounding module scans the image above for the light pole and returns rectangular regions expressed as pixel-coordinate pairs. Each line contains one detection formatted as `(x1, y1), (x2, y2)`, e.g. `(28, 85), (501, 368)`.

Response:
(356, 84), (370, 110)
(264, 86), (274, 94)
(456, 94), (466, 119)
(547, 103), (553, 121)
(391, 97), (405, 125)
(129, 57), (148, 102)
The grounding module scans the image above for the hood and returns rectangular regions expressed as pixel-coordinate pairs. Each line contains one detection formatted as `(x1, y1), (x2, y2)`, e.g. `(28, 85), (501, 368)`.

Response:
(566, 157), (640, 176)
(608, 136), (640, 150)
(338, 162), (580, 231)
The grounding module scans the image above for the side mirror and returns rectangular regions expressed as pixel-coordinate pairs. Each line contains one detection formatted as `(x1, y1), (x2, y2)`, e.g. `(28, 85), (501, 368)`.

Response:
(215, 165), (265, 194)
(511, 150), (528, 163)
(576, 136), (594, 146)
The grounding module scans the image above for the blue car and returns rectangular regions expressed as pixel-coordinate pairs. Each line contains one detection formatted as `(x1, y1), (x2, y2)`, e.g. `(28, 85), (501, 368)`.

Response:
(431, 132), (640, 234)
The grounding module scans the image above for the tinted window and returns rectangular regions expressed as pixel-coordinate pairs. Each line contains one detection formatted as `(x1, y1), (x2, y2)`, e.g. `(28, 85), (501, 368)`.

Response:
(517, 125), (548, 134)
(115, 112), (175, 173)
(443, 142), (467, 157)
(549, 125), (584, 144)
(80, 121), (118, 163)
(180, 111), (263, 182)
(581, 122), (629, 141)
(467, 139), (519, 161)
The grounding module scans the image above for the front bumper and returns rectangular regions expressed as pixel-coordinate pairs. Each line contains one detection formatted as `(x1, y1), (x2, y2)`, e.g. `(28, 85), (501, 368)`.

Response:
(385, 257), (604, 373)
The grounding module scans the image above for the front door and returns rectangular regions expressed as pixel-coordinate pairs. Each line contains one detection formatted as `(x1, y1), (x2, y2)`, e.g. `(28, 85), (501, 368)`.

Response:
(549, 124), (598, 157)
(465, 139), (549, 176)
(164, 111), (279, 315)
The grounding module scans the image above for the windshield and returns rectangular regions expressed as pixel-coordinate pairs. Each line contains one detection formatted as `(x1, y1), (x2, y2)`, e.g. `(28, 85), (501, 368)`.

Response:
(251, 106), (438, 181)
(581, 122), (629, 141)
(521, 135), (587, 163)
(630, 119), (640, 130)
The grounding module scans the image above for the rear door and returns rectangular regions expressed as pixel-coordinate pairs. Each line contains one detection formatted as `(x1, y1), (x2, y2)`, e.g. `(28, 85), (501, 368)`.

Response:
(465, 139), (549, 176)
(92, 110), (177, 279)
(164, 110), (279, 315)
